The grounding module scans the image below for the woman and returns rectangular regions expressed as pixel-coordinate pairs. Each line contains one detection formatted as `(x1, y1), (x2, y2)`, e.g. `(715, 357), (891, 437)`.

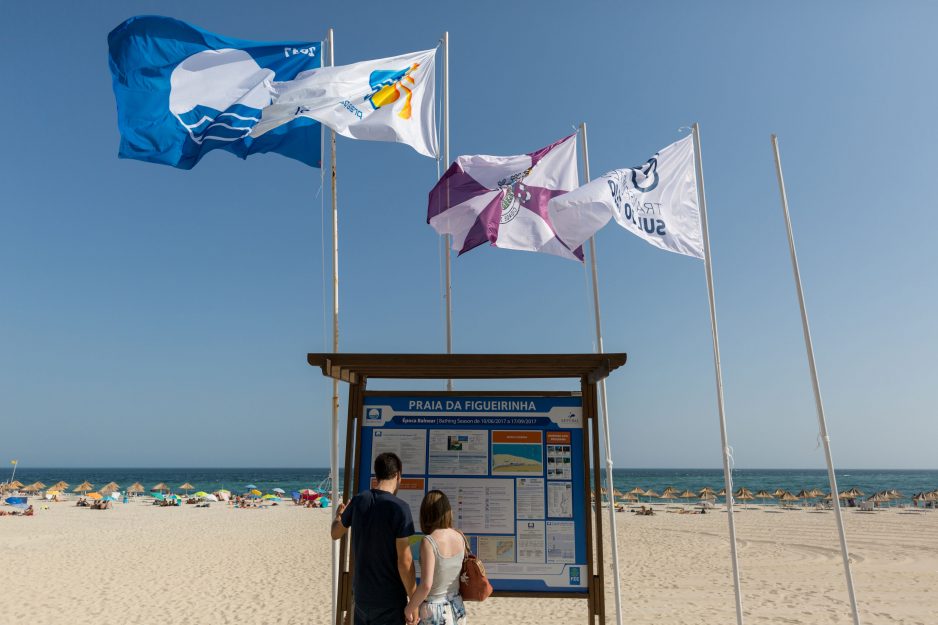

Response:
(404, 490), (466, 625)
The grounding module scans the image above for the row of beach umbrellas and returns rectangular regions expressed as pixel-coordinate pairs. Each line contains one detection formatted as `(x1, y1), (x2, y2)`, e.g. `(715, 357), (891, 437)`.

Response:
(4, 480), (292, 500)
(603, 485), (938, 505)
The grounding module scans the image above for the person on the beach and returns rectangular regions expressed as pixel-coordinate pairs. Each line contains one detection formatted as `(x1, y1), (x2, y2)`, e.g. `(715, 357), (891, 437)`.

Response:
(331, 452), (416, 625)
(404, 490), (466, 625)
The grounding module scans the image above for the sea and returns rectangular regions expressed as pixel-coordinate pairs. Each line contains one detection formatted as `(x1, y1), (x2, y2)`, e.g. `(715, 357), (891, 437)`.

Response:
(5, 468), (937, 503)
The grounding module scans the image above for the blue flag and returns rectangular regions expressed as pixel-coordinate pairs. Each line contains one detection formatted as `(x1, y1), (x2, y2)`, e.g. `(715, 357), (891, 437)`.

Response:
(108, 16), (322, 169)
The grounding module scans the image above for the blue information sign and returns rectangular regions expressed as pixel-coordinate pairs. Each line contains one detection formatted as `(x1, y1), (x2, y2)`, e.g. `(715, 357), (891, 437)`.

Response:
(358, 394), (587, 593)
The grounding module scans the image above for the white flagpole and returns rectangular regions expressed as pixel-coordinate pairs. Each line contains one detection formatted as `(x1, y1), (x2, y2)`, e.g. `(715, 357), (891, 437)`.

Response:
(692, 122), (744, 625)
(771, 134), (861, 625)
(579, 122), (624, 625)
(442, 32), (453, 390)
(326, 27), (341, 619)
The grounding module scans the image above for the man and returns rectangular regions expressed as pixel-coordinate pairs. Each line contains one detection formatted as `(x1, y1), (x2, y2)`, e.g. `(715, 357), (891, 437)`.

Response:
(331, 452), (416, 625)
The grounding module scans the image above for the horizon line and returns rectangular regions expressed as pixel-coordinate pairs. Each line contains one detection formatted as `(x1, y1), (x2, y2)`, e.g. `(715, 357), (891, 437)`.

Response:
(5, 466), (937, 472)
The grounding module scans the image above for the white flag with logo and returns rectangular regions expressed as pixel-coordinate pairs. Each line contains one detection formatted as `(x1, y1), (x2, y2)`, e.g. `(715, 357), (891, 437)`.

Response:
(251, 48), (438, 158)
(549, 134), (703, 259)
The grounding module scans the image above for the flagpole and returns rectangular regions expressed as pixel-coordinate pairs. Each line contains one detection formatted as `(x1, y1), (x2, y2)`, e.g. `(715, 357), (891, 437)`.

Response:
(442, 31), (453, 391)
(326, 26), (341, 620)
(692, 122), (744, 625)
(771, 134), (861, 625)
(579, 123), (624, 625)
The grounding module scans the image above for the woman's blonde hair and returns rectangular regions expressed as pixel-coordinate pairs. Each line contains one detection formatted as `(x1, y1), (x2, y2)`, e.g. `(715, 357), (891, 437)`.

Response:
(419, 489), (453, 534)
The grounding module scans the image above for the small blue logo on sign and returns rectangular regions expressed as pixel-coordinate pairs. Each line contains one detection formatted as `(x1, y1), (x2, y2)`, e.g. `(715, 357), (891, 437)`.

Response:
(366, 408), (383, 421)
(569, 567), (581, 585)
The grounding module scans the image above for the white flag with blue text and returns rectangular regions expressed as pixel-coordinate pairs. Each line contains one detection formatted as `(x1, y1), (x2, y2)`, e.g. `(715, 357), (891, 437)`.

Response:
(251, 49), (438, 158)
(548, 135), (703, 259)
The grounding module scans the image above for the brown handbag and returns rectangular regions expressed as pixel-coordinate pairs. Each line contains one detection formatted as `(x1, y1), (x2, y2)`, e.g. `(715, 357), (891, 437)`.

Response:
(458, 532), (493, 602)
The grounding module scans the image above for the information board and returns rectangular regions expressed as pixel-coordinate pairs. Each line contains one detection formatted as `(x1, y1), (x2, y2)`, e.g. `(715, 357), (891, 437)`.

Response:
(358, 393), (587, 594)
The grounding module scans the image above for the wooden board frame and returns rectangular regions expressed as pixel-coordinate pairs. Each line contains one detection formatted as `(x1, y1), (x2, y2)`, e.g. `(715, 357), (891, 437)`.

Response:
(309, 353), (627, 625)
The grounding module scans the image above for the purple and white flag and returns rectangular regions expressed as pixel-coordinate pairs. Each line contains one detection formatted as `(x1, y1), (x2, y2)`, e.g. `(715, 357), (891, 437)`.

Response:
(427, 134), (582, 261)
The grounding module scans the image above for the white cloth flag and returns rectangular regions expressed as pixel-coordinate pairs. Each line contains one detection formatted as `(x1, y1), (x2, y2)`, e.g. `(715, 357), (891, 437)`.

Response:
(549, 134), (703, 259)
(250, 48), (438, 158)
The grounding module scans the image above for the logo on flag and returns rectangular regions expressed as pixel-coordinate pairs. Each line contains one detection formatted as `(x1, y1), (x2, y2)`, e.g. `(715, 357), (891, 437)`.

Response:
(498, 167), (533, 224)
(366, 63), (420, 119)
(549, 134), (703, 259)
(428, 134), (581, 261)
(169, 48), (275, 145)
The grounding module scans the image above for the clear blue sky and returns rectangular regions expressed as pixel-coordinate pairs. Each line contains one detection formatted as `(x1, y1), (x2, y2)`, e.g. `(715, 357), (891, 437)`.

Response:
(1, 1), (935, 469)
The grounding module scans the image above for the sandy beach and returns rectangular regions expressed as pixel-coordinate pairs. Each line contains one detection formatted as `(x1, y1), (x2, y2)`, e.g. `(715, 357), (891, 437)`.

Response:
(1, 500), (935, 625)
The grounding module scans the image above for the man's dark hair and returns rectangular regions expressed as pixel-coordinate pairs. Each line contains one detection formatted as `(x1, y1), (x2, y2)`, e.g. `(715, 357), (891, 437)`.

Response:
(374, 452), (402, 481)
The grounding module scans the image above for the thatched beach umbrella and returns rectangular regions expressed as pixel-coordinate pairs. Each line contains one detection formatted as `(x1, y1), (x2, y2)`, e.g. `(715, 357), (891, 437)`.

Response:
(678, 490), (697, 502)
(796, 489), (813, 504)
(628, 487), (646, 495)
(50, 481), (69, 492)
(698, 487), (716, 497)
(808, 488), (825, 498)
(717, 488), (727, 497)
(151, 483), (170, 493)
(619, 492), (638, 503)
(779, 491), (799, 504)
(866, 492), (889, 506)
(22, 482), (42, 494)
(179, 482), (195, 495)
(74, 481), (93, 493)
(846, 487), (864, 498)
(100, 482), (120, 495)
(127, 482), (145, 495)
(772, 488), (786, 497)
(736, 491), (755, 503)
(754, 490), (775, 505)
(643, 489), (661, 499)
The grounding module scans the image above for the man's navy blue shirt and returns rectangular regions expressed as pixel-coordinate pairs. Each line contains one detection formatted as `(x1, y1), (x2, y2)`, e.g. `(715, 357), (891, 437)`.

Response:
(341, 488), (415, 608)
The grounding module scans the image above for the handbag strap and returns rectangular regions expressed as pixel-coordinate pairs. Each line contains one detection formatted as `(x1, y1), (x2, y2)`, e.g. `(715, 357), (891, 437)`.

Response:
(458, 530), (472, 562)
